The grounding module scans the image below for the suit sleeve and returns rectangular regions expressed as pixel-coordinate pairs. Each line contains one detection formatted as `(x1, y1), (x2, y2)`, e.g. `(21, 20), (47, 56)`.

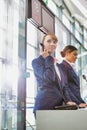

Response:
(61, 63), (85, 104)
(73, 86), (85, 104)
(63, 85), (82, 104)
(32, 55), (56, 84)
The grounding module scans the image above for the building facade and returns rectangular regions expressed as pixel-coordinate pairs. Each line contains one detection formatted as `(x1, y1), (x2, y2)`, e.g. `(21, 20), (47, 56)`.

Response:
(0, 0), (87, 130)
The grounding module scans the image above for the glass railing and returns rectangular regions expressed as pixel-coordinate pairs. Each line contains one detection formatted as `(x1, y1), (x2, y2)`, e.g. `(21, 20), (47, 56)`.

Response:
(26, 99), (36, 130)
(0, 94), (17, 130)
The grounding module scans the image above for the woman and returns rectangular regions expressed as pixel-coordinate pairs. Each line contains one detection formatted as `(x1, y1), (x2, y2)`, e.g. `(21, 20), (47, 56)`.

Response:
(60, 45), (87, 108)
(32, 34), (76, 117)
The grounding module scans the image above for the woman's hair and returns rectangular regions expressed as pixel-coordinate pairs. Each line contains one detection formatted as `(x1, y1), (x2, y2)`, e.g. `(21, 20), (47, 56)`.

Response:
(40, 33), (58, 51)
(61, 45), (78, 57)
(42, 33), (58, 44)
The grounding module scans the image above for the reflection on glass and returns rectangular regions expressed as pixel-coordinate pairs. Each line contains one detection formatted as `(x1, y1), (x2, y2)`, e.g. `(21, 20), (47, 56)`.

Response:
(0, 0), (19, 129)
(27, 45), (35, 69)
(27, 21), (37, 47)
(26, 20), (37, 129)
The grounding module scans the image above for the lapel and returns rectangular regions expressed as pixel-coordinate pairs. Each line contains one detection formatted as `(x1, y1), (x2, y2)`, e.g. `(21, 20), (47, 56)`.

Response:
(55, 63), (67, 102)
(62, 60), (79, 82)
(55, 63), (62, 87)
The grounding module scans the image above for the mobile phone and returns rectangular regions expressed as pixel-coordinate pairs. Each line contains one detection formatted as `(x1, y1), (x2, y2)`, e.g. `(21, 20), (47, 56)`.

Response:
(40, 43), (44, 51)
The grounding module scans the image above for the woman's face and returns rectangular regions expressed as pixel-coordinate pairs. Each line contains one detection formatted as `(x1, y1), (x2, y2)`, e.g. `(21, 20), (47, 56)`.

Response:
(66, 50), (78, 63)
(43, 35), (58, 54)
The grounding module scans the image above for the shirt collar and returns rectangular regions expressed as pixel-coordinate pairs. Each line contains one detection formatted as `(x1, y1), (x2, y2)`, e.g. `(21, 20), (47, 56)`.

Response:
(64, 58), (75, 67)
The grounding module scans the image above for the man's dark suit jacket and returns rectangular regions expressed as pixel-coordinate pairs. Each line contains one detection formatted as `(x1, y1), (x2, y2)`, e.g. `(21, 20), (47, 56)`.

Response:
(32, 56), (70, 116)
(60, 60), (85, 105)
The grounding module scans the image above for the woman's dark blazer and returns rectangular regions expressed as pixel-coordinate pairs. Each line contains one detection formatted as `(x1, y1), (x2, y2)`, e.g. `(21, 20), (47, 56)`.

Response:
(60, 60), (85, 105)
(32, 55), (70, 116)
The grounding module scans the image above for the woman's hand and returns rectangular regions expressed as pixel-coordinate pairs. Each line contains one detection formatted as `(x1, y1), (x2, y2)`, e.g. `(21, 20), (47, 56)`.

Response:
(66, 101), (77, 105)
(79, 103), (87, 108)
(41, 49), (50, 58)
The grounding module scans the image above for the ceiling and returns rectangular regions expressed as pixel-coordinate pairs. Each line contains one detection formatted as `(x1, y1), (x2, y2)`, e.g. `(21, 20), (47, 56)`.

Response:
(54, 0), (87, 29)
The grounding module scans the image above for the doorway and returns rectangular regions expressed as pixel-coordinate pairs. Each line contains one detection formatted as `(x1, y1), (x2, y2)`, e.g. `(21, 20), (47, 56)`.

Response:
(26, 20), (45, 130)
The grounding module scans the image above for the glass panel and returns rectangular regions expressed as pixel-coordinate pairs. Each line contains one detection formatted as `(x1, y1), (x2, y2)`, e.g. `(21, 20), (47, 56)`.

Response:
(27, 21), (37, 47)
(27, 45), (36, 69)
(47, 0), (59, 17)
(0, 0), (22, 130)
(62, 14), (70, 30)
(84, 29), (87, 37)
(26, 70), (36, 100)
(71, 36), (81, 74)
(71, 36), (87, 102)
(26, 21), (38, 130)
(26, 20), (45, 130)
(75, 30), (80, 42)
(55, 17), (71, 63)
(80, 48), (87, 101)
(75, 21), (82, 42)
(84, 40), (87, 49)
(26, 71), (36, 128)
(0, 62), (18, 130)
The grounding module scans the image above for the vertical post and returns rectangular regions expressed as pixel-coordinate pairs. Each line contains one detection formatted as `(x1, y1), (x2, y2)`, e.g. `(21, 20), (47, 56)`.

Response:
(17, 0), (26, 130)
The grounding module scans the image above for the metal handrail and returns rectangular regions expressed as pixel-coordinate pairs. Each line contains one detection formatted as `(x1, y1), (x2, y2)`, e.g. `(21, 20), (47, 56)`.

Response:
(26, 120), (36, 130)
